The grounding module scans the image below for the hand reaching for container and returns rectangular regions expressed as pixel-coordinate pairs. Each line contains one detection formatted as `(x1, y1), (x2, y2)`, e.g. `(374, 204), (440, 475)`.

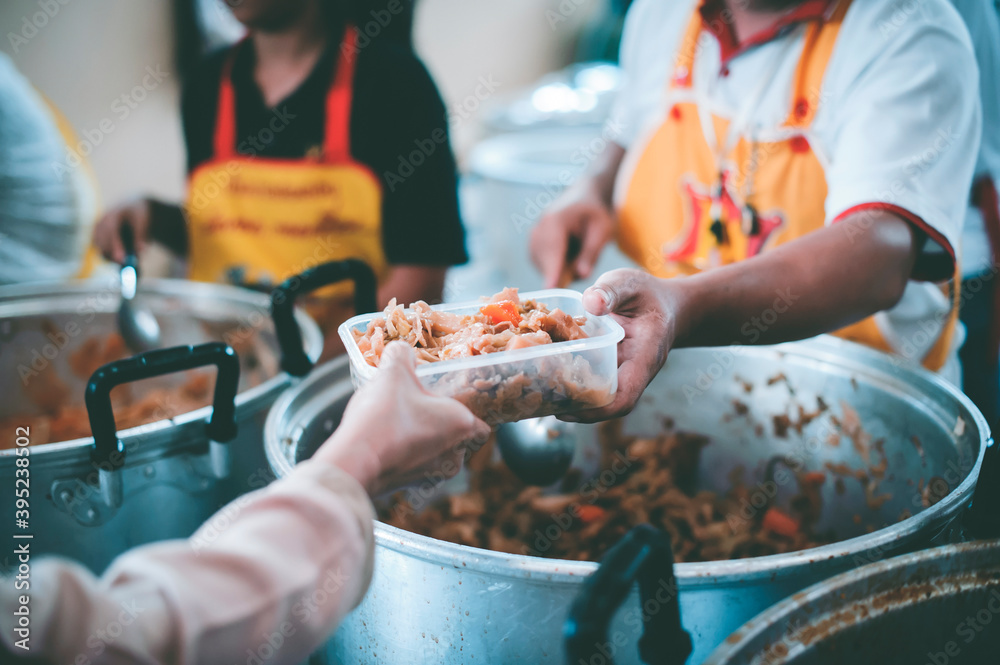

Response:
(315, 342), (491, 495)
(0, 346), (488, 665)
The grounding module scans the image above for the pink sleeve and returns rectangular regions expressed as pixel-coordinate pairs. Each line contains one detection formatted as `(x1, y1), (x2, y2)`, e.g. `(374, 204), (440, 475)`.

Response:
(1, 460), (375, 665)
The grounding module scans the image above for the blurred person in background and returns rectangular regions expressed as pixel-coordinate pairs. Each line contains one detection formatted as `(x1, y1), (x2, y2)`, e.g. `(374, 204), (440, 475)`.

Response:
(0, 53), (97, 286)
(952, 0), (1000, 425)
(1, 344), (489, 664)
(94, 0), (466, 359)
(531, 0), (982, 419)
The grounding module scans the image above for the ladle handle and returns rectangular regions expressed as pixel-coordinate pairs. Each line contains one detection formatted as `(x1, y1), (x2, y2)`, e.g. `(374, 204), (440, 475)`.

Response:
(270, 259), (377, 377)
(564, 524), (692, 665)
(86, 342), (241, 473)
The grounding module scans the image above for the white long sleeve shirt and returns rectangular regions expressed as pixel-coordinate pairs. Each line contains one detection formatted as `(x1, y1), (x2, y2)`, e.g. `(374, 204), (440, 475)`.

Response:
(1, 460), (375, 665)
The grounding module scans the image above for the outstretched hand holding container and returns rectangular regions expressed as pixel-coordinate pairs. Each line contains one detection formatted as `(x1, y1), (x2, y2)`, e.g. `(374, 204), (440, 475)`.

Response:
(339, 288), (624, 426)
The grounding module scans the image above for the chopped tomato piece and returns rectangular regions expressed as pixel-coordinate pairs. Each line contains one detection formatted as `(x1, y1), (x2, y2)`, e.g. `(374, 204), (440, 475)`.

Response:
(576, 504), (607, 523)
(480, 300), (521, 326)
(762, 507), (800, 537)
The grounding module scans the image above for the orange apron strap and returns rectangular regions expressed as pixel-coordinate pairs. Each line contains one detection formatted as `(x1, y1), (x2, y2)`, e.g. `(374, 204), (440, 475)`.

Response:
(670, 10), (704, 90)
(323, 26), (357, 161)
(212, 42), (243, 160)
(784, 0), (852, 128)
(920, 268), (962, 372)
(210, 28), (356, 162)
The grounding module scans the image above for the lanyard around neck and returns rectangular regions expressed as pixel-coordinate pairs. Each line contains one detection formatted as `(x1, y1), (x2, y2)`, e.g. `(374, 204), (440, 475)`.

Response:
(212, 27), (357, 163)
(694, 27), (804, 176)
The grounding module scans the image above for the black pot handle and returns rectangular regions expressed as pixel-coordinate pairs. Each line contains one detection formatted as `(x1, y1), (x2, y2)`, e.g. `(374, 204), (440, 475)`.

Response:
(85, 342), (241, 507)
(564, 525), (692, 665)
(270, 259), (377, 377)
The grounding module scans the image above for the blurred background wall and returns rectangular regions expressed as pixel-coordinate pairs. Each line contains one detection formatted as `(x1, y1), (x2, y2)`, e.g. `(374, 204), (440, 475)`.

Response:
(1, 0), (622, 289)
(0, 0), (185, 207)
(415, 0), (600, 156)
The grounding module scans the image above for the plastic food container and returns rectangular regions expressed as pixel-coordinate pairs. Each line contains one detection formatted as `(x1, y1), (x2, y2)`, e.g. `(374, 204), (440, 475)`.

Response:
(338, 289), (625, 425)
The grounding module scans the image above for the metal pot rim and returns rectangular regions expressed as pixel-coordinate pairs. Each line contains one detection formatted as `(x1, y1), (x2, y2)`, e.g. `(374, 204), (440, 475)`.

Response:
(701, 538), (1000, 664)
(265, 335), (990, 587)
(467, 128), (611, 187)
(0, 277), (323, 461)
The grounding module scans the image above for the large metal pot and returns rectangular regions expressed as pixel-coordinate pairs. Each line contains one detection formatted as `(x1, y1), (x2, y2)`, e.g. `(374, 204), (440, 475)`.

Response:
(265, 336), (989, 664)
(451, 62), (626, 300)
(703, 539), (1000, 664)
(480, 62), (622, 136)
(0, 276), (323, 573)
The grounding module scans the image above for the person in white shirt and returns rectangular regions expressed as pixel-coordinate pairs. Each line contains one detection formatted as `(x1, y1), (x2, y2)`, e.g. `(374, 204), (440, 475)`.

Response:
(531, 0), (981, 419)
(0, 343), (489, 664)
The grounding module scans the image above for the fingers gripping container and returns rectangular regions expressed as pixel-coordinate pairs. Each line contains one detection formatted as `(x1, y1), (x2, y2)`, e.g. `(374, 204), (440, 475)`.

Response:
(338, 289), (625, 425)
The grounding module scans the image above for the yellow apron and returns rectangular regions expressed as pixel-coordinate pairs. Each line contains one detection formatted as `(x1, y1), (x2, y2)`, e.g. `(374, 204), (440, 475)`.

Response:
(185, 27), (387, 338)
(616, 0), (957, 370)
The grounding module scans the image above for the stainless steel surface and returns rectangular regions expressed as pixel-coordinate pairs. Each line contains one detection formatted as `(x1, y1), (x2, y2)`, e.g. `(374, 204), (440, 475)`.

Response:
(265, 336), (990, 664)
(704, 539), (1000, 664)
(496, 416), (577, 486)
(0, 277), (323, 573)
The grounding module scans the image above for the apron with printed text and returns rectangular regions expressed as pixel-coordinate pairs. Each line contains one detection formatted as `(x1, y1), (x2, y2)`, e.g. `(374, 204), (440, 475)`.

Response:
(615, 0), (957, 370)
(186, 28), (387, 338)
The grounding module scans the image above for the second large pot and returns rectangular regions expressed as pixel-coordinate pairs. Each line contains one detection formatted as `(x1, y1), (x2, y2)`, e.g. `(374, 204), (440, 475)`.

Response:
(266, 336), (989, 664)
(703, 539), (1000, 664)
(0, 277), (324, 573)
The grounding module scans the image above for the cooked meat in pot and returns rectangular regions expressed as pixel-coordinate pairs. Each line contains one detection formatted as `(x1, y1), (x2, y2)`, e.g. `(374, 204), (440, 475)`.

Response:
(380, 421), (841, 563)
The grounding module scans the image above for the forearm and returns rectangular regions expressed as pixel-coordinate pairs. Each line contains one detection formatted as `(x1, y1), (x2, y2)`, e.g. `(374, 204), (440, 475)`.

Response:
(670, 212), (921, 348)
(148, 199), (188, 256)
(1, 460), (375, 665)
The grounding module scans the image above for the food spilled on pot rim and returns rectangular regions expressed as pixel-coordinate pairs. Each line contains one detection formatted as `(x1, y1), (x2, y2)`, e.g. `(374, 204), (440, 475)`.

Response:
(339, 288), (624, 425)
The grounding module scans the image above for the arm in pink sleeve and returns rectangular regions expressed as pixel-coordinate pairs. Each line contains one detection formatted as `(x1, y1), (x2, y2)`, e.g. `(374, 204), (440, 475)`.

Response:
(1, 459), (375, 665)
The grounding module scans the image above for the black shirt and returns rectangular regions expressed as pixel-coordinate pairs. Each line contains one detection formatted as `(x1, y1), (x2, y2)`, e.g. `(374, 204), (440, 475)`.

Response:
(181, 37), (467, 267)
